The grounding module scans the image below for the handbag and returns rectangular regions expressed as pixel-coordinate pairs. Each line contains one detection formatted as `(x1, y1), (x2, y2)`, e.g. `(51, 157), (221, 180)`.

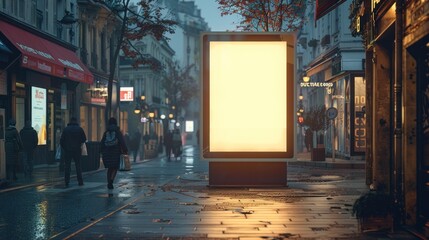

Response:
(119, 154), (131, 171)
(81, 142), (88, 156)
(55, 146), (61, 161)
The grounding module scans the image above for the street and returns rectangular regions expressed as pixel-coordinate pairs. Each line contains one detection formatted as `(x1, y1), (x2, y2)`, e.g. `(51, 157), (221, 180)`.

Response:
(0, 147), (418, 239)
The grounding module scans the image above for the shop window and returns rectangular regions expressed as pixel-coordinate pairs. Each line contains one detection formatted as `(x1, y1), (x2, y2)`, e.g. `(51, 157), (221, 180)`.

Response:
(91, 107), (97, 141)
(98, 108), (105, 140)
(80, 105), (88, 138)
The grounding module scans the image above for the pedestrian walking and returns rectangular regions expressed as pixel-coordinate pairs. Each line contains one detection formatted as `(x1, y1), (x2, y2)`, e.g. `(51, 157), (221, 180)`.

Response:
(304, 128), (313, 152)
(130, 130), (141, 162)
(19, 120), (38, 178)
(158, 135), (164, 154)
(100, 117), (128, 189)
(60, 117), (87, 187)
(5, 119), (23, 181)
(124, 132), (130, 150)
(172, 128), (182, 160)
(143, 131), (150, 150)
(164, 130), (173, 160)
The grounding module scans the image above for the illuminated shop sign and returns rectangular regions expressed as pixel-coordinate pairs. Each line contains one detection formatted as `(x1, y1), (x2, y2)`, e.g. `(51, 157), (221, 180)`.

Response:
(120, 87), (134, 102)
(202, 33), (295, 159)
(300, 82), (334, 88)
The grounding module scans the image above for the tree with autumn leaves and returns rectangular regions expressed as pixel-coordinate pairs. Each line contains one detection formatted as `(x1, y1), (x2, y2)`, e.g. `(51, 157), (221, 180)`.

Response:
(216, 0), (308, 32)
(93, 0), (176, 123)
(161, 62), (199, 120)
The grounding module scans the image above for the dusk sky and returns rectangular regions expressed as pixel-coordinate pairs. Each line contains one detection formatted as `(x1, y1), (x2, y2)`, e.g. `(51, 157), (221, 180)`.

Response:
(190, 0), (241, 31)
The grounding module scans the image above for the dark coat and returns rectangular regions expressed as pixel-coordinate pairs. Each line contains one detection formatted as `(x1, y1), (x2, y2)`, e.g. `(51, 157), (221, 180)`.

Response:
(60, 122), (87, 152)
(20, 126), (38, 152)
(5, 126), (23, 164)
(100, 124), (128, 168)
(164, 131), (173, 147)
(129, 132), (141, 151)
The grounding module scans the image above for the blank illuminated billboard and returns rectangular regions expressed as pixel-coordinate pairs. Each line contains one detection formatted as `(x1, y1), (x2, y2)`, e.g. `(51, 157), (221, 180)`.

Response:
(202, 33), (295, 159)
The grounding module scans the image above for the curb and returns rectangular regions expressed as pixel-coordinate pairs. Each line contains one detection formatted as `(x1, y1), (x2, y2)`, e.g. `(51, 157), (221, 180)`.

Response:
(290, 160), (365, 169)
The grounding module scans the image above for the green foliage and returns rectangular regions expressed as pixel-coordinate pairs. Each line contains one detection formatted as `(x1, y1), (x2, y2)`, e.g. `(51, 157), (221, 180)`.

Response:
(352, 191), (393, 219)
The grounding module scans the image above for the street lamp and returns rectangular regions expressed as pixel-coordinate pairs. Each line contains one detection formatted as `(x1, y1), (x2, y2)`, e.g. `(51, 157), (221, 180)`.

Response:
(134, 94), (149, 115)
(59, 10), (76, 25)
(302, 73), (310, 83)
(149, 111), (155, 118)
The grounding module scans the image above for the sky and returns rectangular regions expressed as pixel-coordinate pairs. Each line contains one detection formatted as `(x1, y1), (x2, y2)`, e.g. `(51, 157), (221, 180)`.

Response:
(190, 0), (241, 31)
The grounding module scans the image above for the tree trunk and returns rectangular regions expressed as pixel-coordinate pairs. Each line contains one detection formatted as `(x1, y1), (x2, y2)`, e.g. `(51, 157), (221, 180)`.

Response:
(105, 2), (129, 126)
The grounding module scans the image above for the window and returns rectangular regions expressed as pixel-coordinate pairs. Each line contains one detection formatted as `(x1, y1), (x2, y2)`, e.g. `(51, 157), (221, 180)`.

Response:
(36, 9), (43, 29)
(18, 0), (25, 18)
(31, 0), (37, 24)
(91, 107), (97, 141)
(80, 106), (88, 138)
(12, 0), (17, 15)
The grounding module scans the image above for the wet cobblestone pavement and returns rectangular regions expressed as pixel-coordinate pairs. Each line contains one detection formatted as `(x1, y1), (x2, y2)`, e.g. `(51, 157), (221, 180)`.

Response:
(0, 147), (421, 239)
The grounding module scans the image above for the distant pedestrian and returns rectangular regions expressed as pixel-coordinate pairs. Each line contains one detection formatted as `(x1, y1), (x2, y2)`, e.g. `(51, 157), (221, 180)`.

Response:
(196, 129), (200, 145)
(130, 130), (141, 162)
(100, 117), (128, 189)
(172, 128), (182, 159)
(143, 131), (150, 150)
(305, 128), (313, 152)
(5, 119), (23, 181)
(20, 120), (38, 178)
(60, 117), (87, 187)
(124, 132), (130, 150)
(164, 130), (173, 160)
(158, 135), (164, 154)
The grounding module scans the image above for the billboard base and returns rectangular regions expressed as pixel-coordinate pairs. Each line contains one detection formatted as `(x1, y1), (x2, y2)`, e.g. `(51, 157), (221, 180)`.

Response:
(209, 162), (287, 187)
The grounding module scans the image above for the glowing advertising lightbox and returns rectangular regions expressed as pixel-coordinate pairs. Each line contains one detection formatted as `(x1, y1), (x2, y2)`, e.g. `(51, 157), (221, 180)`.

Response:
(31, 86), (47, 145)
(120, 87), (134, 102)
(202, 33), (295, 160)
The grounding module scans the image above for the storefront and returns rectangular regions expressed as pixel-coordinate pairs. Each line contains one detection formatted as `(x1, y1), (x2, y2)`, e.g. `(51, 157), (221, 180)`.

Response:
(404, 0), (429, 232)
(0, 19), (93, 166)
(305, 49), (365, 160)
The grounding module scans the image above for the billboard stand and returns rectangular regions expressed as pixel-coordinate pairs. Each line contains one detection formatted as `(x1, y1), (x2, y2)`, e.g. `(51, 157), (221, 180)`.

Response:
(201, 33), (296, 186)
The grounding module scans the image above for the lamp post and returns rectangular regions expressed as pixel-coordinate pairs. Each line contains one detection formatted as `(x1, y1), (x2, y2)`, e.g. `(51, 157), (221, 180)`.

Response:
(297, 97), (304, 153)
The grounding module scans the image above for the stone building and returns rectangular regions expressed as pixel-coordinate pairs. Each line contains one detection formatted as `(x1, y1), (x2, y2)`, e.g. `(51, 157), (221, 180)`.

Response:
(350, 0), (429, 235)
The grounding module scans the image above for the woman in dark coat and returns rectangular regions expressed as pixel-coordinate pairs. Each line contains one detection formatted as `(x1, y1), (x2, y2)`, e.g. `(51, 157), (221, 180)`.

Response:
(100, 117), (128, 189)
(5, 119), (23, 181)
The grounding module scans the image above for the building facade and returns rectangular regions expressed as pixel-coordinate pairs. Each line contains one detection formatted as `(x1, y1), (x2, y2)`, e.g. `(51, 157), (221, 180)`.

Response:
(77, 0), (122, 142)
(162, 0), (209, 145)
(350, 0), (429, 235)
(298, 0), (366, 160)
(0, 0), (93, 177)
(119, 35), (175, 158)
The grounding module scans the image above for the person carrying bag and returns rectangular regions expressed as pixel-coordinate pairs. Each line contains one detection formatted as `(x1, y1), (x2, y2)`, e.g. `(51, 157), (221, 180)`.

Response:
(100, 117), (128, 189)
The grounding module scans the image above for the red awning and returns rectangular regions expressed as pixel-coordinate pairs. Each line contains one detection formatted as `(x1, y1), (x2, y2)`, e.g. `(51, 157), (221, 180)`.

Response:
(315, 0), (346, 21)
(0, 21), (93, 84)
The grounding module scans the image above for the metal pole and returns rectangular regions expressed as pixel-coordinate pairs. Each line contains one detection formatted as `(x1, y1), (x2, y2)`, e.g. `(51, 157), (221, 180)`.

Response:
(393, 0), (404, 230)
(332, 119), (335, 162)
